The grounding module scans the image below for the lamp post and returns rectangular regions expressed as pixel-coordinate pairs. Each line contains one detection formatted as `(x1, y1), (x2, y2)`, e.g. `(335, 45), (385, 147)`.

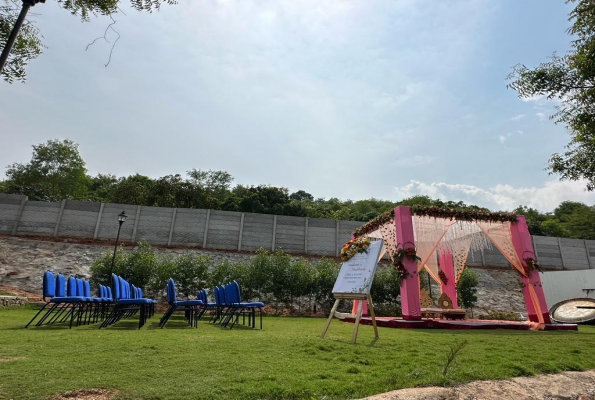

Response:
(110, 211), (127, 270)
(0, 0), (45, 74)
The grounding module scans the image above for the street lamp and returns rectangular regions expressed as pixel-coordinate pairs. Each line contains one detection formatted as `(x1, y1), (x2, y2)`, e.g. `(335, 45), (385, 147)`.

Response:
(110, 211), (127, 270)
(0, 0), (45, 74)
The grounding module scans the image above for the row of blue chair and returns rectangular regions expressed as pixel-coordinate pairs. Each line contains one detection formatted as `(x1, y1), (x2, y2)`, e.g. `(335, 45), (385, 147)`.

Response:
(158, 278), (204, 328)
(26, 271), (113, 329)
(211, 281), (264, 329)
(99, 274), (157, 329)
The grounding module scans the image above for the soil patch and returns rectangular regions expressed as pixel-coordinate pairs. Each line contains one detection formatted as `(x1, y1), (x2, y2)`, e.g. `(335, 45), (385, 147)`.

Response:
(360, 370), (595, 400)
(53, 388), (115, 400)
(0, 356), (24, 362)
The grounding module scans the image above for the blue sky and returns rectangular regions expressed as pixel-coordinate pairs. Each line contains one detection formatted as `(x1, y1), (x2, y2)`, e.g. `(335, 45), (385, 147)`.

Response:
(2, 0), (595, 212)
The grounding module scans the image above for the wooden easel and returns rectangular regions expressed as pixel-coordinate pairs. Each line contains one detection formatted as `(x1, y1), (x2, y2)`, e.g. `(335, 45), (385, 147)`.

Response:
(320, 292), (379, 344)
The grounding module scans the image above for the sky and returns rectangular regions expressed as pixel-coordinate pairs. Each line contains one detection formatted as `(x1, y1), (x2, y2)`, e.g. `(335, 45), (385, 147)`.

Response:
(2, 0), (595, 212)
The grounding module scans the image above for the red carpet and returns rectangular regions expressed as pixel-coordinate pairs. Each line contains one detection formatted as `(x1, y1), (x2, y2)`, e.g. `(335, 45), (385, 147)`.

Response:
(342, 316), (578, 331)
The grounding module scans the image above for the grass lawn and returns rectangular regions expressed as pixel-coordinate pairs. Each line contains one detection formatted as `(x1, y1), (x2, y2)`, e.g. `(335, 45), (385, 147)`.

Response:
(0, 307), (594, 400)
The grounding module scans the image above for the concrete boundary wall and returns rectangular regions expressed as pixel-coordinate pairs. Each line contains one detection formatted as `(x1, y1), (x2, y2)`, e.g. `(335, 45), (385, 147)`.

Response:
(0, 193), (593, 270)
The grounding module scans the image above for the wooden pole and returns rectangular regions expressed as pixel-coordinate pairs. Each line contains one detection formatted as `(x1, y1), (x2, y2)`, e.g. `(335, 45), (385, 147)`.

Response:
(320, 299), (340, 339)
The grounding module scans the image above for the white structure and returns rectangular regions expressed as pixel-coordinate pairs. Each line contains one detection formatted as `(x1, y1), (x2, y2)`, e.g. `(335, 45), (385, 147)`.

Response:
(541, 269), (595, 309)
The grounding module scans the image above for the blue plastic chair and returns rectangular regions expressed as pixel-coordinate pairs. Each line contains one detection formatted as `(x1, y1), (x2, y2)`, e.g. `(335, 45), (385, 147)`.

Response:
(221, 281), (265, 329)
(99, 274), (156, 329)
(158, 278), (203, 328)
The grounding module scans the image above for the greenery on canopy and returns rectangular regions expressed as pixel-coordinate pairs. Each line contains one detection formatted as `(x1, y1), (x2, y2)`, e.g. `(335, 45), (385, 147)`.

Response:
(1, 139), (595, 240)
(508, 0), (595, 191)
(0, 0), (176, 83)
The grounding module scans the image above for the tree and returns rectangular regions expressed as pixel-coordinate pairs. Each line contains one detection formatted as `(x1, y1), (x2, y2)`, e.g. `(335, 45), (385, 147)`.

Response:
(456, 268), (478, 317)
(3, 139), (90, 201)
(0, 0), (44, 83)
(508, 0), (595, 190)
(1, 0), (176, 83)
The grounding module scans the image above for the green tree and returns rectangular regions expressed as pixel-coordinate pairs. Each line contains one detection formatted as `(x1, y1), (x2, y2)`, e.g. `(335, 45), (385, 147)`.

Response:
(508, 0), (595, 190)
(3, 139), (90, 201)
(109, 174), (152, 205)
(1, 0), (176, 83)
(0, 0), (44, 83)
(456, 268), (479, 317)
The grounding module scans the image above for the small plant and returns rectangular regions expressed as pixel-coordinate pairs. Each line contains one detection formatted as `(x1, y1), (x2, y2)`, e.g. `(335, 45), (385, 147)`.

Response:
(442, 339), (468, 377)
(456, 268), (478, 318)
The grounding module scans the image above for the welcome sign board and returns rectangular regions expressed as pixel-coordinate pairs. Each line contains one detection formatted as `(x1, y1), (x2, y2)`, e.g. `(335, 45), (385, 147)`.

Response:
(332, 240), (383, 295)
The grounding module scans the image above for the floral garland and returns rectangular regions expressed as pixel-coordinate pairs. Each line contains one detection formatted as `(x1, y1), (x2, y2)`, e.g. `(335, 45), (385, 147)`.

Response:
(353, 206), (517, 238)
(340, 237), (371, 261)
(523, 257), (542, 274)
(392, 246), (421, 280)
(438, 269), (448, 285)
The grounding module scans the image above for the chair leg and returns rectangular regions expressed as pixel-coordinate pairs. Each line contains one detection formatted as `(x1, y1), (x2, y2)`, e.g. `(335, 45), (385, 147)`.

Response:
(25, 303), (49, 328)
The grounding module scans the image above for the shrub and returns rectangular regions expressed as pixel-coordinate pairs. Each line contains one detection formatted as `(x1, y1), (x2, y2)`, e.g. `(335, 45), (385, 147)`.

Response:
(120, 240), (157, 289)
(150, 255), (176, 298)
(313, 258), (340, 313)
(172, 253), (212, 299)
(370, 265), (401, 316)
(89, 246), (126, 288)
(478, 311), (521, 321)
(90, 240), (157, 291)
(457, 268), (479, 316)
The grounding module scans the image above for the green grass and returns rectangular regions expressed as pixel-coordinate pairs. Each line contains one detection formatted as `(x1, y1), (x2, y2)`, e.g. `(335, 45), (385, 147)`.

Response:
(1, 308), (594, 400)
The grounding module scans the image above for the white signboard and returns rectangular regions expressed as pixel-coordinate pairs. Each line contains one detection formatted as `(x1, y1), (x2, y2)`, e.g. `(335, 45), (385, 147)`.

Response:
(332, 240), (383, 294)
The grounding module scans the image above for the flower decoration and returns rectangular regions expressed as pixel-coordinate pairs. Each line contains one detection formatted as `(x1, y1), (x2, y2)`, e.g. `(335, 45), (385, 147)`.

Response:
(340, 237), (371, 261)
(391, 245), (421, 280)
(523, 257), (542, 274)
(353, 206), (517, 238)
(438, 269), (448, 285)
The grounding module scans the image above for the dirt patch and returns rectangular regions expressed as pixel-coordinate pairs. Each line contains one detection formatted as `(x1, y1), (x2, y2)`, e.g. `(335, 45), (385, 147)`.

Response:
(53, 388), (116, 400)
(360, 370), (595, 400)
(0, 356), (24, 362)
(0, 284), (40, 301)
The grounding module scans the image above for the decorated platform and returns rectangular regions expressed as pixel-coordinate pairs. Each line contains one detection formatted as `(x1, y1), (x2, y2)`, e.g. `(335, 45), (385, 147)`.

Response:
(341, 316), (578, 331)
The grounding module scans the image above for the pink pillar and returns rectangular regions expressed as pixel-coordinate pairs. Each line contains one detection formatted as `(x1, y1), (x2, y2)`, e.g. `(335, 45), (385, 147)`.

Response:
(510, 216), (551, 324)
(394, 206), (421, 320)
(438, 251), (458, 309)
(351, 300), (368, 316)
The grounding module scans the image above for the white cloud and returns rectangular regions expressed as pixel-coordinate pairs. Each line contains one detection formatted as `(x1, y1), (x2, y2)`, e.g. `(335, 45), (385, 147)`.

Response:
(498, 135), (507, 143)
(536, 112), (547, 121)
(394, 179), (595, 212)
(510, 114), (524, 121)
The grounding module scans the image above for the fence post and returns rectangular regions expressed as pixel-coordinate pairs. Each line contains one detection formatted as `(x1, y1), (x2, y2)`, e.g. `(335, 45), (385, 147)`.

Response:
(53, 200), (66, 237)
(531, 235), (540, 260)
(167, 208), (178, 246)
(558, 237), (567, 269)
(131, 206), (141, 243)
(11, 195), (27, 235)
(237, 213), (245, 251)
(271, 215), (277, 251)
(202, 209), (211, 248)
(93, 203), (105, 239)
(335, 220), (340, 257)
(585, 239), (593, 269)
(304, 217), (309, 254)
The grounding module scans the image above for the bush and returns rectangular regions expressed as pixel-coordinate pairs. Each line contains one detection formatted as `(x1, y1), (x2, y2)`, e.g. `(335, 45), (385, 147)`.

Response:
(313, 258), (340, 314)
(478, 311), (521, 321)
(119, 240), (158, 289)
(369, 265), (401, 316)
(172, 253), (211, 299)
(89, 246), (125, 288)
(90, 240), (157, 292)
(457, 268), (479, 315)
